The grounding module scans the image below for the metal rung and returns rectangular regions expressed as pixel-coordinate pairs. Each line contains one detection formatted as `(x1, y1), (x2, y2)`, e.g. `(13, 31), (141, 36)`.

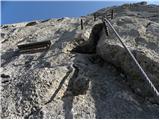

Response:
(18, 40), (51, 53)
(106, 14), (111, 17)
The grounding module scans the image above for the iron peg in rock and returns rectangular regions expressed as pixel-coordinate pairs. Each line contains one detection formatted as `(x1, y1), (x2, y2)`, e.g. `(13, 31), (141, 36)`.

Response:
(105, 25), (109, 36)
(81, 19), (83, 30)
(101, 16), (105, 21)
(93, 14), (96, 21)
(102, 19), (109, 36)
(111, 9), (114, 19)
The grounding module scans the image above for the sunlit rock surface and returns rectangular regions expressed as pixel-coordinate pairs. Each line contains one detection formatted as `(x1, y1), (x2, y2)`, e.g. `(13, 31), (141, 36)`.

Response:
(1, 2), (159, 119)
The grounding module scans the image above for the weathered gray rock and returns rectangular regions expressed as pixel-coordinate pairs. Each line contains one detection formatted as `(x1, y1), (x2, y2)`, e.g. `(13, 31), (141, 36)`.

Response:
(97, 16), (159, 99)
(1, 2), (159, 119)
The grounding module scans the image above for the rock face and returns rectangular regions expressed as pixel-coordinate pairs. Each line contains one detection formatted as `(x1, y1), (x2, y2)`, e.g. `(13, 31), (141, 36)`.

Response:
(97, 16), (159, 99)
(1, 2), (159, 119)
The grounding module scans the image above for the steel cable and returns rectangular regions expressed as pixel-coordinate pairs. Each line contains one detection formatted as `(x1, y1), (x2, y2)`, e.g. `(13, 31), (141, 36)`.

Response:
(103, 18), (159, 97)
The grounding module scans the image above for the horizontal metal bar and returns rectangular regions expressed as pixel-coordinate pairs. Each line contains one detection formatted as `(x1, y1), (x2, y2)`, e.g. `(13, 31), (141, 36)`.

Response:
(18, 40), (51, 50)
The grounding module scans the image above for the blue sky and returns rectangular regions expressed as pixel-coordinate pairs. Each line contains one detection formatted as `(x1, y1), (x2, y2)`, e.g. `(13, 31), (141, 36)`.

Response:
(1, 0), (159, 25)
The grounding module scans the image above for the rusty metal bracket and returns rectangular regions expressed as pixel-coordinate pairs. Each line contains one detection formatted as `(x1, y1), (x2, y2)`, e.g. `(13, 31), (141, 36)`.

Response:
(17, 40), (51, 53)
(102, 18), (109, 36)
(93, 13), (97, 21)
(81, 19), (83, 30)
(111, 9), (114, 19)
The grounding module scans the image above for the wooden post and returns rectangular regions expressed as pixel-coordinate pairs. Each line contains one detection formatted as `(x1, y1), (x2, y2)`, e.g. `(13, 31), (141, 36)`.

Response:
(111, 9), (114, 19)
(81, 19), (83, 30)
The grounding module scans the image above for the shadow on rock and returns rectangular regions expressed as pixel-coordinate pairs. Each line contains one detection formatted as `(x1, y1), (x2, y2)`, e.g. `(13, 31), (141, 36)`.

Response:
(1, 49), (20, 67)
(62, 63), (90, 119)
